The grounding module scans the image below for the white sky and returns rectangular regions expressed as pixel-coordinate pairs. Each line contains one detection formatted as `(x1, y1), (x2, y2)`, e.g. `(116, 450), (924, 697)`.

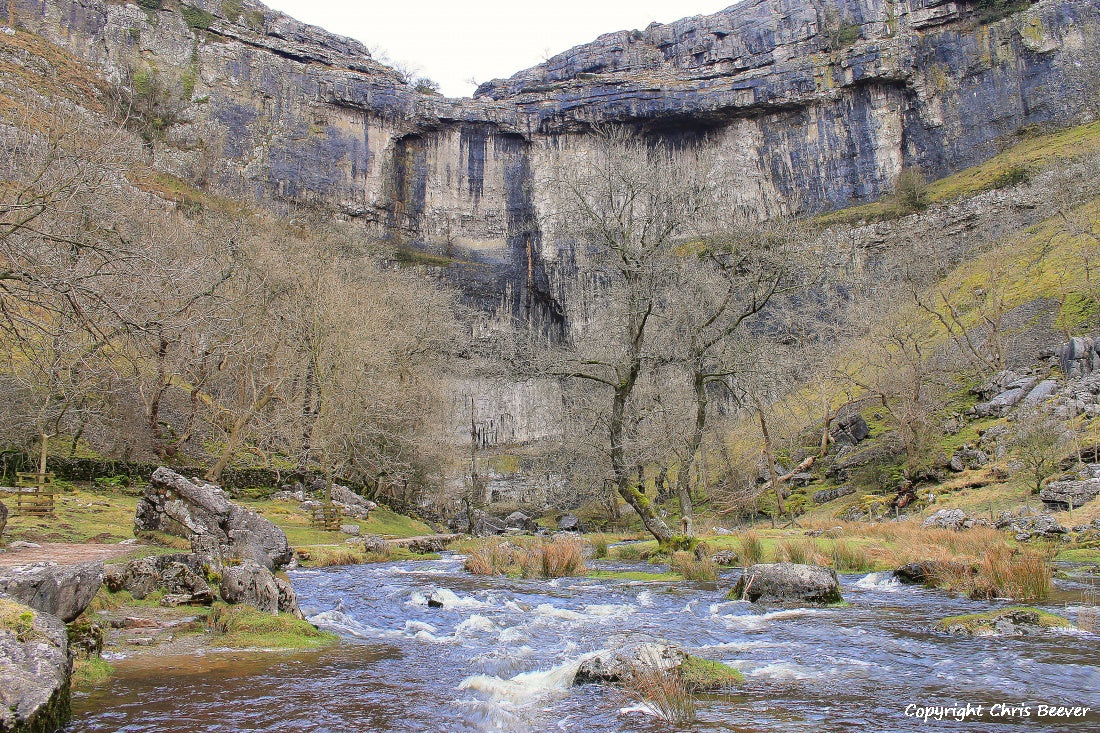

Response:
(263, 1), (731, 97)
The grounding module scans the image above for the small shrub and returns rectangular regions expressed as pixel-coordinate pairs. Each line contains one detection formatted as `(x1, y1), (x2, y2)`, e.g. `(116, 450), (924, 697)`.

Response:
(181, 5), (216, 31)
(614, 543), (644, 561)
(893, 167), (929, 214)
(986, 164), (1030, 190)
(592, 534), (610, 559)
(739, 532), (763, 565)
(671, 552), (718, 582)
(220, 0), (244, 22)
(622, 664), (696, 726)
(776, 539), (808, 564)
(137, 0), (163, 10)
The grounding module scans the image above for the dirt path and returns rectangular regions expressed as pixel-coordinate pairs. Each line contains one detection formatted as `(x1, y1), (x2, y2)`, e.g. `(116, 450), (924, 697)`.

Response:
(0, 542), (146, 567)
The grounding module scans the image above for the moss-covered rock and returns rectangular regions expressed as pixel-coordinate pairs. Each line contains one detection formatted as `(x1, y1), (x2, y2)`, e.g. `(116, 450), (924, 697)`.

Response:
(936, 607), (1071, 636)
(678, 655), (744, 690)
(0, 599), (72, 733)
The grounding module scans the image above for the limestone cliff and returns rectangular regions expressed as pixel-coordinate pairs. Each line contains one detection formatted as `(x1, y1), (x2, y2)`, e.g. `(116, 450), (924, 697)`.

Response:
(11, 0), (1100, 337)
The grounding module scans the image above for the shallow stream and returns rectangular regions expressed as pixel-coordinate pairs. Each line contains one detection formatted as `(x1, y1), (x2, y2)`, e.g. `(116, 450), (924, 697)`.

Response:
(71, 556), (1099, 732)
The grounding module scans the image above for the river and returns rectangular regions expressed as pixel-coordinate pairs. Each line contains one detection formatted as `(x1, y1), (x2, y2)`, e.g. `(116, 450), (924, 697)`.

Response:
(71, 555), (1099, 732)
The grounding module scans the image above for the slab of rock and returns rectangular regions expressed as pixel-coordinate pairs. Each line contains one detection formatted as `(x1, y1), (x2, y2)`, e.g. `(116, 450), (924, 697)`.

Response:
(136, 467), (292, 570)
(0, 600), (71, 733)
(711, 549), (737, 566)
(813, 485), (855, 504)
(973, 375), (1039, 417)
(504, 511), (537, 532)
(103, 553), (208, 601)
(948, 446), (988, 472)
(0, 561), (103, 623)
(728, 563), (842, 606)
(1001, 513), (1067, 541)
(1040, 478), (1100, 512)
(574, 640), (687, 684)
(339, 524), (360, 536)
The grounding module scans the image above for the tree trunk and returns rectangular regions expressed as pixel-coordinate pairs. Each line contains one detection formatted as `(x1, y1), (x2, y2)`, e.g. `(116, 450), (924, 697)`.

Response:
(38, 432), (48, 476)
(676, 371), (708, 531)
(757, 407), (785, 525)
(610, 381), (672, 544)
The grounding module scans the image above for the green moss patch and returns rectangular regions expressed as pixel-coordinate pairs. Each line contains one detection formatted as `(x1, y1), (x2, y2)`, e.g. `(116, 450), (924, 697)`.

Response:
(679, 655), (744, 690)
(586, 570), (682, 582)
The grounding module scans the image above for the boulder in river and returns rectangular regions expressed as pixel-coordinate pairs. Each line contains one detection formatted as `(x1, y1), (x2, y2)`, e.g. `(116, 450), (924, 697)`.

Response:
(936, 607), (1071, 636)
(0, 561), (103, 623)
(136, 467), (292, 570)
(0, 598), (72, 733)
(728, 563), (842, 606)
(574, 641), (687, 684)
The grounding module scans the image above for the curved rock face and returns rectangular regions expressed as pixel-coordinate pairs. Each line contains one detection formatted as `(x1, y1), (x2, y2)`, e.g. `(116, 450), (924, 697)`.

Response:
(0, 600), (71, 733)
(12, 0), (1100, 334)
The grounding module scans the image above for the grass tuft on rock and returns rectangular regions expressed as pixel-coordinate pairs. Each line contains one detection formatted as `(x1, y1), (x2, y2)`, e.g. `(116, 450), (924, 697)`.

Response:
(72, 657), (114, 689)
(936, 607), (1070, 636)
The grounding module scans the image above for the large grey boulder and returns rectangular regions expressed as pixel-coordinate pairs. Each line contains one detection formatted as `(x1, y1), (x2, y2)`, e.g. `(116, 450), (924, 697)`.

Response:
(574, 640), (687, 684)
(813, 485), (855, 504)
(831, 413), (870, 446)
(0, 561), (103, 623)
(330, 484), (377, 519)
(557, 514), (583, 533)
(0, 599), (71, 733)
(922, 508), (968, 530)
(219, 560), (280, 614)
(504, 511), (537, 532)
(729, 563), (842, 606)
(219, 560), (300, 617)
(136, 467), (292, 570)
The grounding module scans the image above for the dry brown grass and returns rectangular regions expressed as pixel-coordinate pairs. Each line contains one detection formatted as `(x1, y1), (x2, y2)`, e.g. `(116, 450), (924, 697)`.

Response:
(621, 664), (697, 726)
(463, 543), (516, 576)
(464, 537), (587, 578)
(739, 532), (764, 565)
(670, 552), (718, 581)
(518, 538), (587, 578)
(1077, 591), (1099, 633)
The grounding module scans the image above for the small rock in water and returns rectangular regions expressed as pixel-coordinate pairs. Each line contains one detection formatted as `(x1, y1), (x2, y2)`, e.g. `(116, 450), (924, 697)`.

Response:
(426, 591), (445, 608)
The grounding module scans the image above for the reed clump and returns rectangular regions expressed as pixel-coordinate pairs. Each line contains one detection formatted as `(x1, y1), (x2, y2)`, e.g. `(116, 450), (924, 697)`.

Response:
(670, 552), (718, 581)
